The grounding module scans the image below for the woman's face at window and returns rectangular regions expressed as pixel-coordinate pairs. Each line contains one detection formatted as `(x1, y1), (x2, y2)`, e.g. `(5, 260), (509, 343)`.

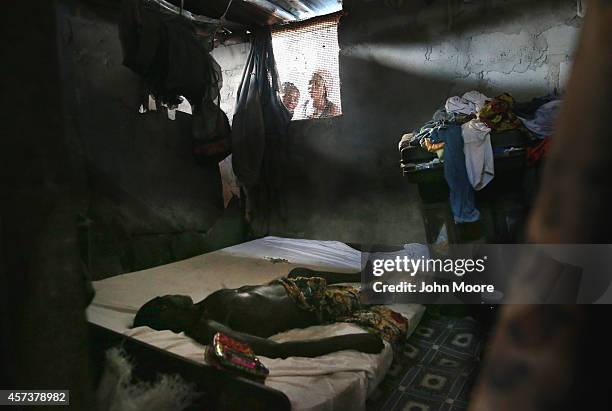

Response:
(309, 74), (326, 101)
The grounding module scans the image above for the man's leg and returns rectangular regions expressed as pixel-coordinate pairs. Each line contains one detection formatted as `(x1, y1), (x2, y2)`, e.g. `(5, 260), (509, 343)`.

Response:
(188, 318), (384, 359)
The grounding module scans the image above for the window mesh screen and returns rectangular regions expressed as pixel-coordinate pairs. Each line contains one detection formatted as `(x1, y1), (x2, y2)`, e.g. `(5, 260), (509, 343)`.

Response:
(272, 15), (341, 120)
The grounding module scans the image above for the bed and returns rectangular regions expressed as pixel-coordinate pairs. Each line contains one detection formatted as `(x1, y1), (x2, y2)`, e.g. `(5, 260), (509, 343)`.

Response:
(87, 237), (427, 411)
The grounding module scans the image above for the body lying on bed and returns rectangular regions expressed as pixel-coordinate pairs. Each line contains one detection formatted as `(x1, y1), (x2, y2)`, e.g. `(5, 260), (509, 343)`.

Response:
(133, 268), (408, 359)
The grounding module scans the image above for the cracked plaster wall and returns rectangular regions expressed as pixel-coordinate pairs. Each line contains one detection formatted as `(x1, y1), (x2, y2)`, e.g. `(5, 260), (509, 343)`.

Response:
(211, 42), (251, 122)
(344, 0), (582, 99)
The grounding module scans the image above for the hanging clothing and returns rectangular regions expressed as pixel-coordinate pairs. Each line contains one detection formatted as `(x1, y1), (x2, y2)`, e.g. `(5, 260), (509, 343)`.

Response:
(232, 28), (290, 231)
(192, 101), (232, 165)
(232, 28), (289, 188)
(119, 0), (220, 107)
(462, 119), (494, 191)
(430, 125), (480, 224)
(120, 0), (230, 166)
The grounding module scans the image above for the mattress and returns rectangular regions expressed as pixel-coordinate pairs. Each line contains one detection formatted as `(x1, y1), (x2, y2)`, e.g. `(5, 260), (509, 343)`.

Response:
(87, 236), (426, 411)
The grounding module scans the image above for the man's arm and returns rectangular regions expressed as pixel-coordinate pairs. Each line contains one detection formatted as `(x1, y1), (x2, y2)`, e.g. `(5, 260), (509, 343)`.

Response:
(287, 267), (361, 285)
(276, 333), (384, 358)
(187, 318), (384, 359)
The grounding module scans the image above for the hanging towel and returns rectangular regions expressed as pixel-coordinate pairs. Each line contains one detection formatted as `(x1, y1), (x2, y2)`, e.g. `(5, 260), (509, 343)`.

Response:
(462, 119), (494, 191)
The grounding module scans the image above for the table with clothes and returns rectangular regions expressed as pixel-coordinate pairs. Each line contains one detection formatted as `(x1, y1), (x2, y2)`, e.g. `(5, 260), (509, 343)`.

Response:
(399, 91), (561, 242)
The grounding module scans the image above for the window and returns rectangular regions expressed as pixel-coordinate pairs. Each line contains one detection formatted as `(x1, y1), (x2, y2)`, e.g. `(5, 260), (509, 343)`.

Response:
(272, 14), (342, 120)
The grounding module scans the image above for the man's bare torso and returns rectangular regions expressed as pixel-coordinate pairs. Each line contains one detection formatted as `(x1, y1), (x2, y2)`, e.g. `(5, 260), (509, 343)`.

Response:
(197, 283), (318, 337)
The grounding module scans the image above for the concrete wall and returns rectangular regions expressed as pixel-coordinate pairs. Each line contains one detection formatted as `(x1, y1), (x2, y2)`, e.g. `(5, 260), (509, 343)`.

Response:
(211, 43), (250, 205)
(59, 4), (228, 278)
(212, 42), (251, 122)
(345, 0), (581, 100)
(213, 0), (582, 245)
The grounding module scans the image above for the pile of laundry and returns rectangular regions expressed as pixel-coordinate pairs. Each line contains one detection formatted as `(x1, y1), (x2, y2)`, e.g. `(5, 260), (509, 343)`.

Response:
(399, 91), (562, 223)
(515, 95), (562, 164)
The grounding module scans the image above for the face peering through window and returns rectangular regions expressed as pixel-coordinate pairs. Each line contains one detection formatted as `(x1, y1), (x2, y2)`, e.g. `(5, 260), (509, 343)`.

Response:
(272, 14), (342, 120)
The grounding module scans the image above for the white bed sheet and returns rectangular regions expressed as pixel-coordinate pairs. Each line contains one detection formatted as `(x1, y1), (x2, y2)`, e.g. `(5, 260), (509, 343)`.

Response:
(87, 237), (426, 411)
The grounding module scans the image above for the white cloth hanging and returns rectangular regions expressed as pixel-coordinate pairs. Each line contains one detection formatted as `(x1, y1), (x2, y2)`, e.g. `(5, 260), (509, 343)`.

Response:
(462, 119), (494, 190)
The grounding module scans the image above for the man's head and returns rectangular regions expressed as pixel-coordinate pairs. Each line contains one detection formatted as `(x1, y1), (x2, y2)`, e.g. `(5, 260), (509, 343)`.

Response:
(133, 295), (197, 333)
(281, 82), (300, 113)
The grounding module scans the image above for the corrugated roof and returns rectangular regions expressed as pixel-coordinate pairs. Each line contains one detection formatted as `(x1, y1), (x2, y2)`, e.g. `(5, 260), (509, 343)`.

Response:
(163, 0), (342, 26)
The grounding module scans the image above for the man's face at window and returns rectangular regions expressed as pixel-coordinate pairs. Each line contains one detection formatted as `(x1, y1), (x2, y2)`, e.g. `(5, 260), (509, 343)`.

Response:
(282, 88), (300, 112)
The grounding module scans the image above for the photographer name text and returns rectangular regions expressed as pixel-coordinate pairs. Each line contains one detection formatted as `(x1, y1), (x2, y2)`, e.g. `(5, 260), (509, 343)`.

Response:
(372, 281), (495, 294)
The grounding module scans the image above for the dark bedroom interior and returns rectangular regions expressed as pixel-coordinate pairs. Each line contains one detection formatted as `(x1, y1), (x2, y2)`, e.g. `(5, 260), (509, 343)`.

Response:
(1, 0), (612, 410)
